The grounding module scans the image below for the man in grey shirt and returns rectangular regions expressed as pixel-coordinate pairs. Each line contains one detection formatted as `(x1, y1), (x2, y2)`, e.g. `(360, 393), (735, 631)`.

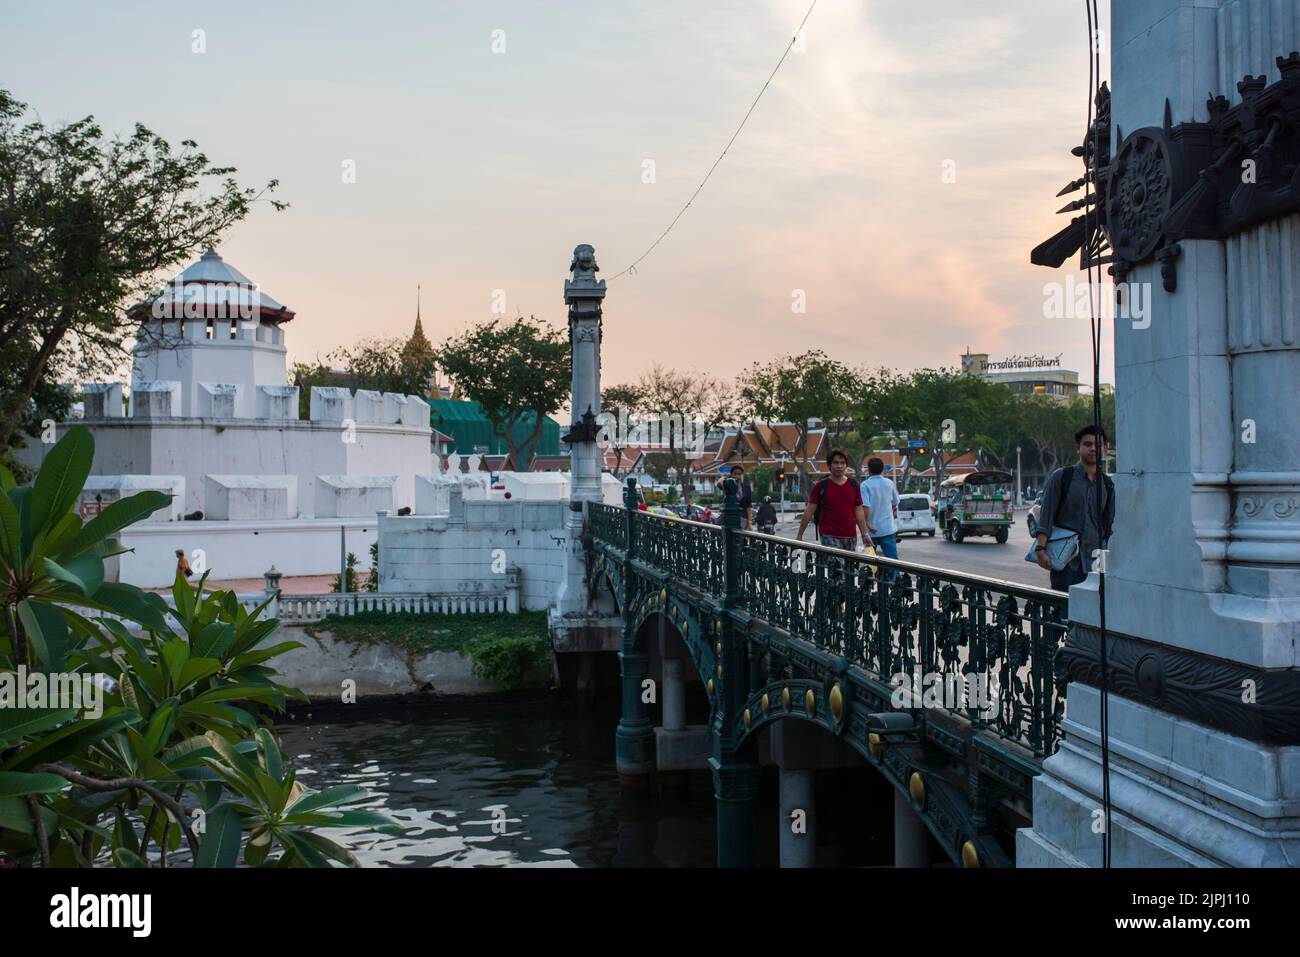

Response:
(1034, 425), (1115, 592)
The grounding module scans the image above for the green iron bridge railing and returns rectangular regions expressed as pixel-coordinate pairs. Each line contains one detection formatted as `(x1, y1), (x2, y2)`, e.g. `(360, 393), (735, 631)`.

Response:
(587, 478), (1070, 868)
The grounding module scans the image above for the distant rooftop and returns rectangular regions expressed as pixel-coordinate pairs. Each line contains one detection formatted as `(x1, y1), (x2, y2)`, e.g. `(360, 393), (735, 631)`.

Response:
(133, 248), (293, 319)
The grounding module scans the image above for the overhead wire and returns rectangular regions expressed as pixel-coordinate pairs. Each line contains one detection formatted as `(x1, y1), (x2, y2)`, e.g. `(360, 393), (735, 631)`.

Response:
(1082, 0), (1113, 869)
(607, 0), (821, 281)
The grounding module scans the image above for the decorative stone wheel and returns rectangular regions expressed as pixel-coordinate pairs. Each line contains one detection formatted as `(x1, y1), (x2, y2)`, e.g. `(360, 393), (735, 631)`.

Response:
(1104, 128), (1174, 263)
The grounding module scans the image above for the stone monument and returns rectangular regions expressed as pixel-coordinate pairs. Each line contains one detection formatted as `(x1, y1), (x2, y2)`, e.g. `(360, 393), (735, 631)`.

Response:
(549, 245), (623, 693)
(1020, 0), (1300, 867)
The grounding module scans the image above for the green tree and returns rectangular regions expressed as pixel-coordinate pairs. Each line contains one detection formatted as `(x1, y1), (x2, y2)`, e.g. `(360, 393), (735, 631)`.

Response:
(0, 88), (284, 452)
(630, 365), (735, 504)
(331, 335), (438, 399)
(738, 351), (857, 495)
(437, 316), (569, 471)
(290, 357), (341, 420)
(600, 382), (645, 478)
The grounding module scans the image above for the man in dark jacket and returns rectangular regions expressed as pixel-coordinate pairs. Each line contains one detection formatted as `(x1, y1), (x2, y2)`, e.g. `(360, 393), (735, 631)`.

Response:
(717, 465), (753, 529)
(755, 496), (778, 530)
(1034, 425), (1115, 591)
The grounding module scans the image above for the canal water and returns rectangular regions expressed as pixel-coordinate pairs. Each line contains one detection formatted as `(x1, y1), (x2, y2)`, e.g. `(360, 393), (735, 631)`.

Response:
(277, 694), (897, 867)
(276, 696), (717, 867)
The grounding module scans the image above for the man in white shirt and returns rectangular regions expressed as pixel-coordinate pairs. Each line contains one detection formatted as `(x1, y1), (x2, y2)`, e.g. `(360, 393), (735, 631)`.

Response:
(862, 457), (901, 560)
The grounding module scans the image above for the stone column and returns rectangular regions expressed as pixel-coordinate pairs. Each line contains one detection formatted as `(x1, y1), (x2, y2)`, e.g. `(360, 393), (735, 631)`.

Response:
(894, 790), (929, 868)
(711, 478), (760, 867)
(616, 478), (655, 785)
(554, 243), (607, 617)
(778, 768), (817, 868)
(1019, 0), (1300, 868)
(662, 658), (686, 732)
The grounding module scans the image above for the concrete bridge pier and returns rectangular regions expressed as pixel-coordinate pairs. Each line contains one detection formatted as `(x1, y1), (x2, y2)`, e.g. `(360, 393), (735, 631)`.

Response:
(778, 769), (817, 868)
(894, 791), (930, 868)
(769, 721), (866, 868)
(616, 648), (655, 789)
(654, 623), (712, 782)
(663, 658), (685, 731)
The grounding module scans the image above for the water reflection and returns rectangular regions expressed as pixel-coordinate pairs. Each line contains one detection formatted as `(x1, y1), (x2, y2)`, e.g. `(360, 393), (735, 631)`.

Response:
(276, 699), (718, 867)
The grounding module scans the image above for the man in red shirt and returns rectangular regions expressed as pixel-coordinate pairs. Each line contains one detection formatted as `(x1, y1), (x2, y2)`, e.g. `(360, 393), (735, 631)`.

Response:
(795, 448), (873, 550)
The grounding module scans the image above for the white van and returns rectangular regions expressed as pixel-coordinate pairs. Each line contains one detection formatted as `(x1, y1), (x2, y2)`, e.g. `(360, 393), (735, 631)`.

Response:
(896, 493), (936, 536)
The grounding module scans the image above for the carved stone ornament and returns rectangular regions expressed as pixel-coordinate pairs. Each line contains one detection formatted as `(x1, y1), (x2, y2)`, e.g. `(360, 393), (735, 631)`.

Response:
(1065, 625), (1300, 745)
(1106, 129), (1174, 263)
(561, 405), (601, 446)
(563, 243), (606, 322)
(1032, 52), (1300, 292)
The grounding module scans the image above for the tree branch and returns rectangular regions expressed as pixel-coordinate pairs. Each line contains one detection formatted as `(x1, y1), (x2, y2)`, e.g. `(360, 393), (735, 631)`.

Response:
(26, 794), (50, 867)
(34, 763), (200, 865)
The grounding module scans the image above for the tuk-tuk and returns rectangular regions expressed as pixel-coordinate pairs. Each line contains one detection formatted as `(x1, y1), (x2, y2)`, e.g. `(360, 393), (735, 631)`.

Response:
(937, 470), (1014, 543)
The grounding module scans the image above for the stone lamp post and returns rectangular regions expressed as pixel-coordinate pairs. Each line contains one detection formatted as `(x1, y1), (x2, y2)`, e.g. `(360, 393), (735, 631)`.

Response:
(554, 244), (607, 618)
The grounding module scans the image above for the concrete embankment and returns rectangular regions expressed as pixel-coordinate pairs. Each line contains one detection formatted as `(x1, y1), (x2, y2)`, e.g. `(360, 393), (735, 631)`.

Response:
(273, 624), (551, 698)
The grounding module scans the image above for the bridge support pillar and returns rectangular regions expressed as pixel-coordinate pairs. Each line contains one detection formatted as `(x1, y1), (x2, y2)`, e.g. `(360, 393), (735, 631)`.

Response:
(779, 769), (817, 868)
(616, 650), (655, 788)
(662, 658), (685, 732)
(894, 790), (929, 868)
(711, 760), (760, 868)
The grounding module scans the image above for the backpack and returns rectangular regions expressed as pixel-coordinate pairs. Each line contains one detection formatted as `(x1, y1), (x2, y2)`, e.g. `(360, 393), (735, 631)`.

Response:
(812, 476), (859, 532)
(1051, 466), (1114, 539)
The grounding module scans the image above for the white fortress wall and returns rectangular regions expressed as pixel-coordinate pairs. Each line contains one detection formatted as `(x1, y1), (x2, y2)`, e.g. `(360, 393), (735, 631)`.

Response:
(117, 516), (380, 587)
(378, 492), (567, 611)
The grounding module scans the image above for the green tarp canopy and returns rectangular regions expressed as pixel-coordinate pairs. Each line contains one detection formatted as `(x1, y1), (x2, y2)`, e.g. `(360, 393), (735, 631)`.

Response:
(428, 399), (560, 460)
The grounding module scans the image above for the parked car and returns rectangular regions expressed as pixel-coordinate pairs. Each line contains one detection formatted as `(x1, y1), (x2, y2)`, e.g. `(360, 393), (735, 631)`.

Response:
(685, 504), (715, 524)
(896, 493), (936, 536)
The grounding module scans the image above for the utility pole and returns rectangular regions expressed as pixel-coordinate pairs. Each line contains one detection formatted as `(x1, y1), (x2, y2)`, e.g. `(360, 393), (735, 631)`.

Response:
(779, 453), (787, 518)
(339, 524), (347, 592)
(936, 433), (945, 491)
(1016, 445), (1022, 507)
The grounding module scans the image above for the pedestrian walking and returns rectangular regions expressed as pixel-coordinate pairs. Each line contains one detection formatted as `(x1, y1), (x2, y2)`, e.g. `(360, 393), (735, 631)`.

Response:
(1032, 425), (1114, 592)
(796, 448), (872, 550)
(175, 548), (192, 579)
(862, 457), (901, 561)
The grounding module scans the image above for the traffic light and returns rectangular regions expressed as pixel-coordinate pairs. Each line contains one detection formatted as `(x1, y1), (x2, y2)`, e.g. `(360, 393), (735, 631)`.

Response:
(775, 469), (786, 483)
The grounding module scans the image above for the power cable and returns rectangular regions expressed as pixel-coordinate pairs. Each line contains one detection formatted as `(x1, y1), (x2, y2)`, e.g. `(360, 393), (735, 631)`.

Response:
(607, 0), (821, 281)
(1082, 0), (1113, 869)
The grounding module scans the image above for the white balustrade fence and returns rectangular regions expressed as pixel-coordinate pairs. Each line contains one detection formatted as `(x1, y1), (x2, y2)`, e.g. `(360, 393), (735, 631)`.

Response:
(274, 590), (516, 623)
(57, 583), (520, 630)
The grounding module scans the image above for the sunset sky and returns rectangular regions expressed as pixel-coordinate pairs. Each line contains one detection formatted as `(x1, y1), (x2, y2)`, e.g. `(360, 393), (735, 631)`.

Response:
(3, 0), (1114, 389)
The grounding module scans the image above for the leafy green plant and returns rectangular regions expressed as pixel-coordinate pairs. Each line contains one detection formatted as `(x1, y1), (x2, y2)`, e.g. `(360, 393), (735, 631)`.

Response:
(365, 541), (380, 593)
(330, 552), (361, 593)
(466, 634), (550, 691)
(306, 610), (548, 656)
(0, 426), (400, 867)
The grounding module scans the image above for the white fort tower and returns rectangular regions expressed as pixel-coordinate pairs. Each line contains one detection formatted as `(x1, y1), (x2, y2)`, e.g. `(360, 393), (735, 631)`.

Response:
(22, 248), (436, 586)
(129, 248), (299, 418)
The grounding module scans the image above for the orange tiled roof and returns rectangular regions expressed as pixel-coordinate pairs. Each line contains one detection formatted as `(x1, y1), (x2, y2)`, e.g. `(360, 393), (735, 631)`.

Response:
(695, 422), (828, 474)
